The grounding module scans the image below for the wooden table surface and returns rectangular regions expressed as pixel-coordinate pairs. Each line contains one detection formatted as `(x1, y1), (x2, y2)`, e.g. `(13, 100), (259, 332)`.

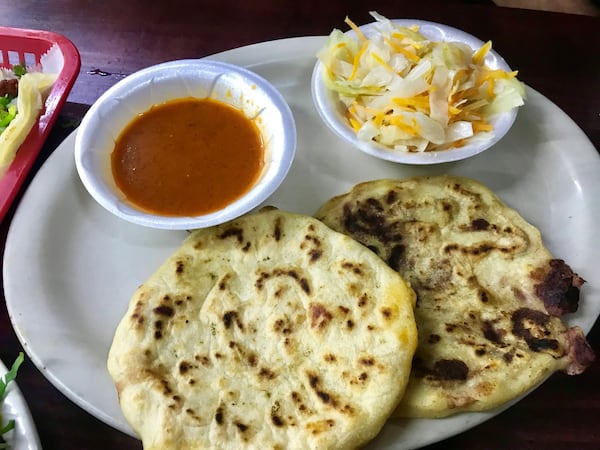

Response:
(1, 1), (599, 449)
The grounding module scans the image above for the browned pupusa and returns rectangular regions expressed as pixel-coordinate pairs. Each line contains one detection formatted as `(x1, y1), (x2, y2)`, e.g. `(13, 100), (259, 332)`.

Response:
(107, 207), (418, 449)
(315, 175), (595, 418)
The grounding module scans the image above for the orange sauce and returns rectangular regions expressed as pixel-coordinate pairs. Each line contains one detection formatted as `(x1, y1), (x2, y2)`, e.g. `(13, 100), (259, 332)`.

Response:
(111, 97), (264, 216)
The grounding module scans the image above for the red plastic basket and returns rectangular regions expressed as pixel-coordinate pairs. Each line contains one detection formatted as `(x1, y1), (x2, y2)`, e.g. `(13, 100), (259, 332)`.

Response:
(0, 26), (80, 223)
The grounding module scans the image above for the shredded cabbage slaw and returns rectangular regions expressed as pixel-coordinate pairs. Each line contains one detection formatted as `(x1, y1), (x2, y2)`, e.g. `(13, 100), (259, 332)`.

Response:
(317, 12), (526, 153)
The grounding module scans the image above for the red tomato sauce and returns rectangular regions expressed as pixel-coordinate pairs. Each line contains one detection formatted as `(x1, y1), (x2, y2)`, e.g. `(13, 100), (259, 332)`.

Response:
(111, 97), (264, 216)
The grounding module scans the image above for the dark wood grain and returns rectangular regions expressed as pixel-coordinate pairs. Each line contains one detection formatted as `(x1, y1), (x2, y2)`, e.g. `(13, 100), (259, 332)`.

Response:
(1, 1), (598, 449)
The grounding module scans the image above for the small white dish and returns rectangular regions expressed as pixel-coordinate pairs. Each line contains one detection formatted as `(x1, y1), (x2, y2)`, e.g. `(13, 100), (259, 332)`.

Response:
(74, 59), (296, 230)
(311, 19), (520, 165)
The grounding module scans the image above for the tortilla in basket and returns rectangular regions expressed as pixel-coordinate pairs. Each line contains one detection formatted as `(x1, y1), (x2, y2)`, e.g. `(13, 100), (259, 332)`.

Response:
(0, 71), (56, 177)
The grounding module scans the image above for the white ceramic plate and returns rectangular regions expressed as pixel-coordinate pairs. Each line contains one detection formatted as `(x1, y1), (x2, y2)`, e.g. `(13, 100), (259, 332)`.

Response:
(0, 359), (41, 450)
(4, 36), (600, 450)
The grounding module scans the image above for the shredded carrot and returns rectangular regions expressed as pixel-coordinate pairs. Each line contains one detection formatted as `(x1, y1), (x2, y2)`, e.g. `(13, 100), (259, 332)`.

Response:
(371, 52), (395, 72)
(344, 16), (367, 42)
(330, 41), (354, 66)
(389, 115), (421, 135)
(472, 120), (494, 132)
(384, 37), (421, 63)
(473, 40), (492, 65)
(349, 116), (362, 132)
(450, 138), (469, 148)
(393, 94), (430, 113)
(448, 105), (462, 117)
(348, 41), (369, 81)
(486, 78), (495, 98)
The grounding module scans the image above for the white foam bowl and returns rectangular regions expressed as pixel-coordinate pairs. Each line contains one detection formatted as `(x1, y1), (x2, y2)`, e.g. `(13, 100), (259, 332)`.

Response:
(75, 59), (296, 230)
(311, 19), (519, 165)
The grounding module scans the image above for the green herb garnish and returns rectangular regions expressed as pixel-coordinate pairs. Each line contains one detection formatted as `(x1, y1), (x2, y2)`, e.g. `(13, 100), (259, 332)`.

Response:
(0, 102), (17, 129)
(0, 353), (25, 449)
(11, 65), (27, 79)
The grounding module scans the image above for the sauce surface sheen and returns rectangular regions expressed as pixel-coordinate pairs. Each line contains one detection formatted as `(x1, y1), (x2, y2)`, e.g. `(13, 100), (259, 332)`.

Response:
(111, 97), (264, 216)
